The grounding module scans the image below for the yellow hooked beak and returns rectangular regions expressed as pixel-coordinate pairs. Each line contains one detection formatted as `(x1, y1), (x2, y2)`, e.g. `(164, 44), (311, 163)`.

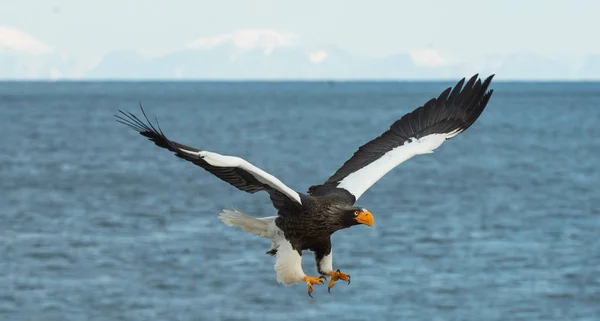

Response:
(355, 211), (374, 227)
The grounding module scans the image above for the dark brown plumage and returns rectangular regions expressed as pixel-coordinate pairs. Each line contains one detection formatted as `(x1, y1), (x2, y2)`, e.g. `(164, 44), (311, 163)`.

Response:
(273, 195), (365, 253)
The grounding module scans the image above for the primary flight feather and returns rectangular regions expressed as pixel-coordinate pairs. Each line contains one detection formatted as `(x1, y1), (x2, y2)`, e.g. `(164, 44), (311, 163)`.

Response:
(116, 74), (494, 297)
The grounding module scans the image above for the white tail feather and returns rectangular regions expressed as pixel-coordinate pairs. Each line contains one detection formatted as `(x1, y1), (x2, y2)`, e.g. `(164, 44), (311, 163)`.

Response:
(218, 209), (305, 284)
(218, 209), (276, 238)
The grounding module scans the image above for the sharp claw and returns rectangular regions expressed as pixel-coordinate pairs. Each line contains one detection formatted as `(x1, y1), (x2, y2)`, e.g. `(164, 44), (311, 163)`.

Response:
(336, 269), (340, 272)
(328, 286), (332, 293)
(348, 275), (351, 285)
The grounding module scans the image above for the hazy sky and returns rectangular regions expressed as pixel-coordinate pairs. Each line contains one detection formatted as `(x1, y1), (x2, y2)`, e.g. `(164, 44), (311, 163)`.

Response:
(2, 0), (600, 60)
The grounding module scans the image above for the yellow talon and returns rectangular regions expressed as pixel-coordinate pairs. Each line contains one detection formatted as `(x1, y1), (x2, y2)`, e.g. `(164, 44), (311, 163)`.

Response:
(328, 269), (351, 293)
(303, 275), (325, 298)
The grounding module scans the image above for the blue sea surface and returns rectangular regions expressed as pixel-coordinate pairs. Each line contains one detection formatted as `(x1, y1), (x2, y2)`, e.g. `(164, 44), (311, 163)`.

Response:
(1, 80), (599, 321)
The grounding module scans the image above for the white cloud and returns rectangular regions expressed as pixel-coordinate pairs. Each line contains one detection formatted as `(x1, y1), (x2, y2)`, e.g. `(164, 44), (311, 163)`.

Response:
(0, 26), (51, 55)
(49, 68), (63, 80)
(188, 28), (297, 54)
(410, 49), (447, 67)
(173, 68), (184, 79)
(308, 50), (328, 64)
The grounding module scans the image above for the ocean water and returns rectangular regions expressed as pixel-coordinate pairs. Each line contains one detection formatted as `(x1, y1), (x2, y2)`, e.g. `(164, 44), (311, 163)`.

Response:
(1, 80), (599, 321)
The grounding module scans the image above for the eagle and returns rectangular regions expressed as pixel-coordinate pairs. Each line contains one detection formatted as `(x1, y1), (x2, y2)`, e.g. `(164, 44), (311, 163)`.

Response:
(115, 74), (494, 297)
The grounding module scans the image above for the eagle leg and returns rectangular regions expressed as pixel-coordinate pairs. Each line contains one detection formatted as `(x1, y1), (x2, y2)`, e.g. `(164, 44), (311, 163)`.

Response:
(327, 269), (351, 293)
(303, 275), (326, 298)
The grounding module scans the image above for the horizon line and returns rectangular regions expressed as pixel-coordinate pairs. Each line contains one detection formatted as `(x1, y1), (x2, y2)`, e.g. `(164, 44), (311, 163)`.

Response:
(1, 77), (600, 83)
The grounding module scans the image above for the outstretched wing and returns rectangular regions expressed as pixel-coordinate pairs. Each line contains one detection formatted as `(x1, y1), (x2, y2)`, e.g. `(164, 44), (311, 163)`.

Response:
(116, 106), (303, 211)
(309, 74), (494, 203)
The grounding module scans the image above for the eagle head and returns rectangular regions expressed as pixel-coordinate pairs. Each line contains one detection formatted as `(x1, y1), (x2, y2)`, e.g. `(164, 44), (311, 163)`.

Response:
(342, 207), (374, 228)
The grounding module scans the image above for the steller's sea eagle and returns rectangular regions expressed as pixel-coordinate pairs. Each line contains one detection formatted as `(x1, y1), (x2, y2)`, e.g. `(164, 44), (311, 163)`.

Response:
(116, 74), (494, 297)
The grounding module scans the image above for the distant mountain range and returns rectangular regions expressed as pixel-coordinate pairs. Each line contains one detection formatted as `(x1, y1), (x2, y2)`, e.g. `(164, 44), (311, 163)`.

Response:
(86, 45), (437, 80)
(1, 29), (600, 80)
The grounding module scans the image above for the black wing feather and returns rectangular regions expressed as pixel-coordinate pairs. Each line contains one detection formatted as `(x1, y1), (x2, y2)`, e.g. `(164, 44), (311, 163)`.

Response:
(116, 105), (302, 213)
(308, 74), (494, 201)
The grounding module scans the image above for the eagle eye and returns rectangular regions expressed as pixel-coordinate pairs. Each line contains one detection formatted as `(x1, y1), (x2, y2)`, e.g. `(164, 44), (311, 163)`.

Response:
(354, 211), (359, 216)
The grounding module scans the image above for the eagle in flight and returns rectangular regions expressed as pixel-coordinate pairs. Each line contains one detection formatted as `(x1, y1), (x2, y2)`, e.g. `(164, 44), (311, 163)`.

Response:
(116, 74), (494, 297)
